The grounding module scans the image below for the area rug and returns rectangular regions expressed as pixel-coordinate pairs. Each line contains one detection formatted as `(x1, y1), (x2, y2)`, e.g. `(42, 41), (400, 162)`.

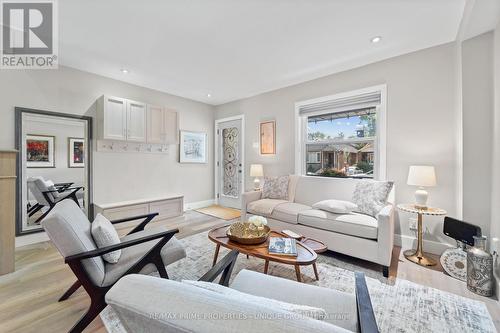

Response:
(100, 231), (496, 333)
(195, 205), (241, 220)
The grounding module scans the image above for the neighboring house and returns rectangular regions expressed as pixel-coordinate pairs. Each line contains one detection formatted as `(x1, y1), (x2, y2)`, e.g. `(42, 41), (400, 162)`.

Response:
(306, 142), (374, 175)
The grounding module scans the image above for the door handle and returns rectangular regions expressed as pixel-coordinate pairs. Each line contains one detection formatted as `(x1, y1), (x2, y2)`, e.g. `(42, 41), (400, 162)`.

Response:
(238, 170), (242, 173)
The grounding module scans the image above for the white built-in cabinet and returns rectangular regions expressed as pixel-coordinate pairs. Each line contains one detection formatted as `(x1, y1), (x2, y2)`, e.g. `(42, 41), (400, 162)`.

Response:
(127, 100), (147, 142)
(94, 195), (184, 224)
(100, 96), (127, 141)
(97, 95), (178, 145)
(147, 106), (178, 144)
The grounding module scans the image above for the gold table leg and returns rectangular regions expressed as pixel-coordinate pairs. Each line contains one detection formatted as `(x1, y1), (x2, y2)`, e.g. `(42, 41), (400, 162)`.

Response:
(404, 212), (436, 266)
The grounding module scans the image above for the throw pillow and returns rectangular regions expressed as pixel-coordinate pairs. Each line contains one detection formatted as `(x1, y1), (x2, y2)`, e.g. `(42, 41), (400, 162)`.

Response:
(91, 214), (121, 263)
(182, 280), (327, 320)
(352, 180), (394, 217)
(262, 175), (289, 200)
(312, 199), (358, 214)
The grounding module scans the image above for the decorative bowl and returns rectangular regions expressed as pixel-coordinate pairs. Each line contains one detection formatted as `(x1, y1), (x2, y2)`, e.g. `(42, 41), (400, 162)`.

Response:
(226, 222), (271, 245)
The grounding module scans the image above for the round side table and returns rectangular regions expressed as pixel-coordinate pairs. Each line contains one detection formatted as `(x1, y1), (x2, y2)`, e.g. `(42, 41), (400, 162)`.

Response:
(397, 204), (447, 266)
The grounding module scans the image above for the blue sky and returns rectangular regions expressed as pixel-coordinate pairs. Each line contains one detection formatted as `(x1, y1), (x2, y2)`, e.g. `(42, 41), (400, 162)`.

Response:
(308, 115), (364, 138)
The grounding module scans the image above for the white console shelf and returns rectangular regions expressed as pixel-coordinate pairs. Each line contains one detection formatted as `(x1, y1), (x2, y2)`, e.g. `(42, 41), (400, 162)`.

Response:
(94, 194), (184, 222)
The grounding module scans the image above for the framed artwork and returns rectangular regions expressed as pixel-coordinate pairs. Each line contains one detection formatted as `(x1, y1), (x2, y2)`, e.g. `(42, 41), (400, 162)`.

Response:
(180, 130), (207, 163)
(68, 137), (85, 168)
(260, 120), (276, 155)
(26, 134), (55, 168)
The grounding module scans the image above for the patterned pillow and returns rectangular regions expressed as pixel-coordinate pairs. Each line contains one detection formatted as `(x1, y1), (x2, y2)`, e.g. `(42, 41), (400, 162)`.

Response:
(91, 214), (121, 263)
(262, 175), (289, 200)
(352, 180), (394, 217)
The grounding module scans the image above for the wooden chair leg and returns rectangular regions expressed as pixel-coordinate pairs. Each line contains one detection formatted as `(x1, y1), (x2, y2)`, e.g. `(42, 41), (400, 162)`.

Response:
(156, 262), (169, 279)
(70, 194), (81, 207)
(34, 207), (52, 224)
(152, 255), (169, 279)
(69, 296), (106, 333)
(59, 280), (81, 302)
(28, 203), (43, 217)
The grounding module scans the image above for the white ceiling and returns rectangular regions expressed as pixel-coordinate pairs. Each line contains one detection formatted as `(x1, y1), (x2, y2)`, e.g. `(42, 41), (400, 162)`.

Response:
(59, 0), (467, 105)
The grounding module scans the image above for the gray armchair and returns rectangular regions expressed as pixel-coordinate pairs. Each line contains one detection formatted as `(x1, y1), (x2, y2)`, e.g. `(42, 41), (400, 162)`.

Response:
(27, 176), (84, 224)
(42, 200), (186, 333)
(106, 250), (379, 333)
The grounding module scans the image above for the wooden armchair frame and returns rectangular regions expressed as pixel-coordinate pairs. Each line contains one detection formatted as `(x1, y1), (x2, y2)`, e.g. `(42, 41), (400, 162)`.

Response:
(29, 186), (84, 224)
(60, 212), (178, 333)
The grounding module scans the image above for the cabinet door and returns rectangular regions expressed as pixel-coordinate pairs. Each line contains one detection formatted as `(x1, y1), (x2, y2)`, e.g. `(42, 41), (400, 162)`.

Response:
(103, 96), (127, 140)
(163, 109), (178, 144)
(147, 105), (164, 143)
(127, 100), (147, 142)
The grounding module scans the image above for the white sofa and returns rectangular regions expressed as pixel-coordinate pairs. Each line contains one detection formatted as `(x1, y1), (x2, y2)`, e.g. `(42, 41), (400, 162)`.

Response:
(241, 176), (395, 276)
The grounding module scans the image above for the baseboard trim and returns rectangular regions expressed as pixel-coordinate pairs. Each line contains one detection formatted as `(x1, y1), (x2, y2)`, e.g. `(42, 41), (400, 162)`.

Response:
(16, 232), (50, 248)
(394, 233), (453, 255)
(184, 199), (215, 211)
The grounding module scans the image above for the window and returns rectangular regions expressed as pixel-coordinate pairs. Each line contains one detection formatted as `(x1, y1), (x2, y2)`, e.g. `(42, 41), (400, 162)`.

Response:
(295, 86), (386, 179)
(306, 109), (376, 178)
(307, 152), (321, 164)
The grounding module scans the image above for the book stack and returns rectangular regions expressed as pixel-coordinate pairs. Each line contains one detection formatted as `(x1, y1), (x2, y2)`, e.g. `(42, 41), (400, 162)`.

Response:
(268, 237), (297, 256)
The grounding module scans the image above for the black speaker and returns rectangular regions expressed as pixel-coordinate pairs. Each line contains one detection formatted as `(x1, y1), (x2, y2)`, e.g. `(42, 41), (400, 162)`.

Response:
(443, 217), (481, 246)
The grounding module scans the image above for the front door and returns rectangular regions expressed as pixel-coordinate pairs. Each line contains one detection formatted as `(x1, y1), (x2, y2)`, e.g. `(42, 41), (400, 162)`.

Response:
(216, 118), (243, 209)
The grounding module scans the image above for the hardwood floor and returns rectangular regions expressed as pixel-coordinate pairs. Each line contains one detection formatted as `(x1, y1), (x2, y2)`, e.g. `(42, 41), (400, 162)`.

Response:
(1, 211), (499, 332)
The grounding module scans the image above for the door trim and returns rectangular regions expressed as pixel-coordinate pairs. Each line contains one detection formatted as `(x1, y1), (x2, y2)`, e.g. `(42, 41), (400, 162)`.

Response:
(214, 115), (245, 206)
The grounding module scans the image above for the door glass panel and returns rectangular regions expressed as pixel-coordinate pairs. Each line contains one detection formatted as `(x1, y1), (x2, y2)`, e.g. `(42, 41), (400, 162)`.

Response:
(222, 127), (239, 197)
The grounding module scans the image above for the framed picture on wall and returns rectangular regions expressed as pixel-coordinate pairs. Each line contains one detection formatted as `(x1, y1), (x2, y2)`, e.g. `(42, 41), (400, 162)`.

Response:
(260, 120), (276, 155)
(26, 134), (55, 168)
(179, 130), (207, 163)
(68, 137), (85, 168)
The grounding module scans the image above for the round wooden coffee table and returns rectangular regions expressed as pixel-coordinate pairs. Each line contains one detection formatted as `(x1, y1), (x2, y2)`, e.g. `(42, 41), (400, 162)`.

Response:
(208, 225), (323, 282)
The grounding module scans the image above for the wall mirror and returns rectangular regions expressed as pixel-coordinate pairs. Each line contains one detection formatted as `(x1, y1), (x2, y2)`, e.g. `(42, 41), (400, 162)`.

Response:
(15, 107), (93, 235)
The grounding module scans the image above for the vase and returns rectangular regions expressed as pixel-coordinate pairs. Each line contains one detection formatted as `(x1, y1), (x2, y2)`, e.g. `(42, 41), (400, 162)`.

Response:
(466, 235), (494, 297)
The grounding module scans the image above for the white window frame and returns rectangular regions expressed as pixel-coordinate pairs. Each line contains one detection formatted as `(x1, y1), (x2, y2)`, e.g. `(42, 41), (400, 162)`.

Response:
(294, 84), (387, 180)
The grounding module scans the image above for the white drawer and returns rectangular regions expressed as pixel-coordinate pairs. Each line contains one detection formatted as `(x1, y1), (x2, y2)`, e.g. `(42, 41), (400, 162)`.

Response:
(149, 198), (183, 220)
(102, 203), (149, 221)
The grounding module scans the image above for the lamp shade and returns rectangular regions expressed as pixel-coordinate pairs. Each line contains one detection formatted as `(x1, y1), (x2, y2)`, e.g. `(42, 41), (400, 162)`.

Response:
(250, 164), (264, 177)
(407, 165), (436, 187)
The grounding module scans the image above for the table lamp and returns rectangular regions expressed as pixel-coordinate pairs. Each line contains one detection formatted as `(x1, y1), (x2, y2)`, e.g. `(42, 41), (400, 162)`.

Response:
(407, 165), (436, 209)
(250, 164), (264, 190)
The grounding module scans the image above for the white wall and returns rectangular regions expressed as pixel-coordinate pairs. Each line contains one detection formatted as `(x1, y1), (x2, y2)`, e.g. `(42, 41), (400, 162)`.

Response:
(215, 42), (458, 248)
(0, 66), (215, 206)
(461, 32), (494, 237)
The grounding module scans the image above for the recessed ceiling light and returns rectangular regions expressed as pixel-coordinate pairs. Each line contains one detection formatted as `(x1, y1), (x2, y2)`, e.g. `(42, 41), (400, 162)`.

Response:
(120, 68), (129, 74)
(207, 93), (211, 98)
(371, 36), (382, 43)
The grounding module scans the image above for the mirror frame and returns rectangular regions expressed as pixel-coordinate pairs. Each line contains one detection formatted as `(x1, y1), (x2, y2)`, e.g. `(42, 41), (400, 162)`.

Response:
(15, 107), (94, 235)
